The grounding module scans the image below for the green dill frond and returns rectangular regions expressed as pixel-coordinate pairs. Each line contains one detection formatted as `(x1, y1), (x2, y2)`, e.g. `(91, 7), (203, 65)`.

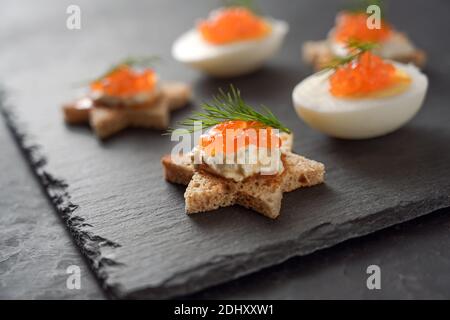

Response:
(169, 85), (290, 134)
(92, 56), (160, 83)
(223, 0), (261, 14)
(347, 39), (379, 52)
(346, 0), (386, 14)
(321, 40), (379, 71)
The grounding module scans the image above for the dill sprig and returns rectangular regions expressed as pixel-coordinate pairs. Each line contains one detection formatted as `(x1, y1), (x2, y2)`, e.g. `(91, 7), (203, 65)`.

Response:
(92, 56), (160, 83)
(346, 0), (386, 14)
(322, 40), (379, 71)
(223, 0), (261, 14)
(172, 85), (290, 134)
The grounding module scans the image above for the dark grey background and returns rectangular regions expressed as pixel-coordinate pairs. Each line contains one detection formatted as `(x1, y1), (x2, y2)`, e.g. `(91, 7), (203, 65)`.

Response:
(1, 0), (450, 299)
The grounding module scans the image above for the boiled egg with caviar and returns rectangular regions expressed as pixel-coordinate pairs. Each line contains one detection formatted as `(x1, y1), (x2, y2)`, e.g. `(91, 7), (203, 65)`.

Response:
(172, 7), (288, 77)
(292, 52), (428, 139)
(328, 11), (417, 61)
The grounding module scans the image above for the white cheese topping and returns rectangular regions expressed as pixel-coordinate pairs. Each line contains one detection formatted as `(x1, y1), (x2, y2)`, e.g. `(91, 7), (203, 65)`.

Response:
(328, 29), (416, 60)
(90, 79), (161, 107)
(192, 145), (284, 182)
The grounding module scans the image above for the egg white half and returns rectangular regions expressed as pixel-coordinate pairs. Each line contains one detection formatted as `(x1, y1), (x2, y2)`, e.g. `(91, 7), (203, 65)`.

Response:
(292, 62), (428, 139)
(172, 18), (289, 77)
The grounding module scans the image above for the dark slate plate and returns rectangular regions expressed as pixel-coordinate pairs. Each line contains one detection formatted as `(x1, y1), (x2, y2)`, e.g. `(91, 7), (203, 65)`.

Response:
(1, 0), (449, 299)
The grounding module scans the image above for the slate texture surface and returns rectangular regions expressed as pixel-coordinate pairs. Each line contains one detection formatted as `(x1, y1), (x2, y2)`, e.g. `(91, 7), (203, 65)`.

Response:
(0, 112), (105, 300)
(1, 0), (449, 299)
(0, 104), (450, 299)
(2, 115), (450, 300)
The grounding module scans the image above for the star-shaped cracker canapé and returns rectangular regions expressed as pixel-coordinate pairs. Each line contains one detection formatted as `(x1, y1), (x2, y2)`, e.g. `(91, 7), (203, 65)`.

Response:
(162, 86), (325, 219)
(63, 57), (191, 139)
(302, 10), (426, 71)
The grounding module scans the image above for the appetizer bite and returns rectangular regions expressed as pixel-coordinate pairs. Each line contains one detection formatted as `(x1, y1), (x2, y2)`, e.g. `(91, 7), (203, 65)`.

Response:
(162, 86), (325, 219)
(63, 57), (191, 139)
(172, 1), (288, 77)
(302, 2), (426, 70)
(293, 41), (428, 139)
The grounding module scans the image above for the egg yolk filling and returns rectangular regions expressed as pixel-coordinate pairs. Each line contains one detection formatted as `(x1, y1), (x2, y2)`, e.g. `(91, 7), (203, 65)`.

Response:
(90, 66), (157, 100)
(198, 7), (271, 45)
(334, 12), (392, 44)
(193, 120), (284, 181)
(329, 51), (411, 98)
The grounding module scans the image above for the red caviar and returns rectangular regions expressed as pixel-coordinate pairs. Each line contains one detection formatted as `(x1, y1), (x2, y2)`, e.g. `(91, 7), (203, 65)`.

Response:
(199, 120), (282, 155)
(90, 66), (157, 98)
(334, 12), (392, 44)
(198, 7), (270, 45)
(330, 51), (398, 97)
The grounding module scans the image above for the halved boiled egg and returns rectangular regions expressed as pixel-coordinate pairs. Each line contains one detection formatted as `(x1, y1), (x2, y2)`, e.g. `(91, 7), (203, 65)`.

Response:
(172, 7), (288, 77)
(292, 51), (428, 139)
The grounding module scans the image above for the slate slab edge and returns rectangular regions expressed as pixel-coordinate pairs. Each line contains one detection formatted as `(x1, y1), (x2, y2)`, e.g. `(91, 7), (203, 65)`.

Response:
(0, 90), (122, 299)
(128, 195), (450, 299)
(2, 89), (450, 299)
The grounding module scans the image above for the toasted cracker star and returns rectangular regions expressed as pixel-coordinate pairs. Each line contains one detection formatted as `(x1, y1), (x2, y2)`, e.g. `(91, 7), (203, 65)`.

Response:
(161, 135), (325, 219)
(63, 82), (191, 139)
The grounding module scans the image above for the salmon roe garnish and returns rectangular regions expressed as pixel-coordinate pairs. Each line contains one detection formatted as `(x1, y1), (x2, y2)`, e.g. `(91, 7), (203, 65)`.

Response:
(334, 12), (392, 44)
(199, 120), (282, 155)
(198, 7), (270, 45)
(329, 51), (398, 97)
(90, 66), (157, 98)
